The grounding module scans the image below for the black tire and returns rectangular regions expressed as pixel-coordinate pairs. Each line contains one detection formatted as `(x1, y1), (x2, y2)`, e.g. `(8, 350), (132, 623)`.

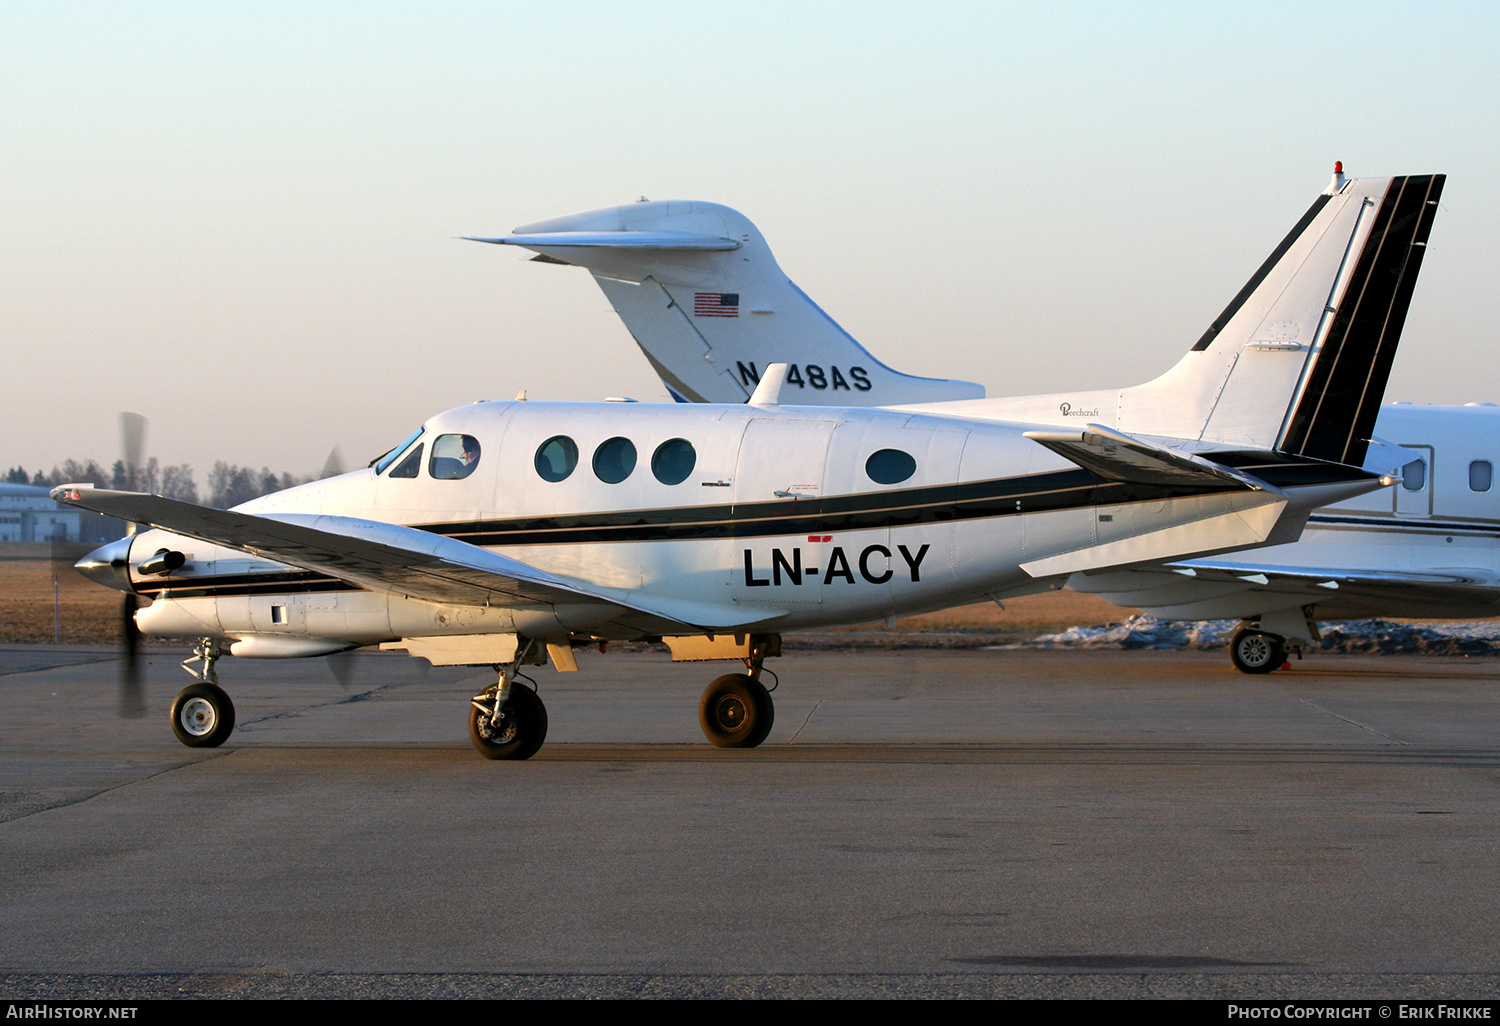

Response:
(1230, 629), (1287, 674)
(698, 673), (774, 748)
(469, 683), (548, 761)
(170, 682), (236, 748)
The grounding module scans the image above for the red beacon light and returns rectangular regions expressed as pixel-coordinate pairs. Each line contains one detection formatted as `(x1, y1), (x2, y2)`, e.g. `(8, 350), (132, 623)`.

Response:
(1326, 161), (1348, 194)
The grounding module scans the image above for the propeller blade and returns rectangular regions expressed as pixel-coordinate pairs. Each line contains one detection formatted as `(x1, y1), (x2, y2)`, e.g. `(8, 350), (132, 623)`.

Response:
(47, 539), (70, 645)
(120, 413), (147, 492)
(319, 446), (346, 480)
(326, 648), (357, 690)
(119, 592), (145, 717)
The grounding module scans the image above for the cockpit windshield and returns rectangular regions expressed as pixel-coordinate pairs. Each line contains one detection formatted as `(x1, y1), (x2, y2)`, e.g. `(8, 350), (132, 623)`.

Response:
(371, 426), (425, 475)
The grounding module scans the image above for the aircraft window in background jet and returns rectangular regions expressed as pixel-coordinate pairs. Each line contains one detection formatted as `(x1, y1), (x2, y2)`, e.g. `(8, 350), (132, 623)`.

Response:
(593, 437), (637, 484)
(430, 434), (481, 480)
(1401, 459), (1427, 491)
(866, 449), (916, 485)
(388, 443), (425, 479)
(651, 438), (696, 485)
(534, 436), (578, 482)
(1470, 461), (1492, 492)
(372, 427), (424, 474)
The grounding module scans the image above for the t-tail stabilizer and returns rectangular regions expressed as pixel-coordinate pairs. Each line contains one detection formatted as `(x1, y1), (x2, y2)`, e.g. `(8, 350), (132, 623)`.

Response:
(467, 200), (984, 406)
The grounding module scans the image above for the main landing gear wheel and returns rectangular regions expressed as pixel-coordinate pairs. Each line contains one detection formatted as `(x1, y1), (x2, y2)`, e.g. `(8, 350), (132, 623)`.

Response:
(1230, 629), (1287, 675)
(699, 673), (774, 749)
(469, 682), (548, 761)
(170, 682), (236, 748)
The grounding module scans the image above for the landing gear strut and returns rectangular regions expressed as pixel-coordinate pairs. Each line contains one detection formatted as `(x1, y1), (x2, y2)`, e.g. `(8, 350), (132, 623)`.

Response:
(171, 638), (235, 748)
(469, 643), (549, 760)
(697, 636), (776, 748)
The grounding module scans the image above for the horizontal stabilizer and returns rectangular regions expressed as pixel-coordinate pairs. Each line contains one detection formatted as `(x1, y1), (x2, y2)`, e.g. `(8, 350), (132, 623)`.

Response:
(1020, 498), (1288, 578)
(1023, 425), (1274, 491)
(467, 231), (741, 253)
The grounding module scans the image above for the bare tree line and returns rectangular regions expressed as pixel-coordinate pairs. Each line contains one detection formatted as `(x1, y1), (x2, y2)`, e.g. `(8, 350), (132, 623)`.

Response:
(5, 459), (317, 509)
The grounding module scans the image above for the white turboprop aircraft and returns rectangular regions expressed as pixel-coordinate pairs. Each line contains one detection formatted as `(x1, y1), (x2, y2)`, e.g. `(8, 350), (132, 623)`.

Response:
(59, 172), (1439, 759)
(479, 168), (1482, 674)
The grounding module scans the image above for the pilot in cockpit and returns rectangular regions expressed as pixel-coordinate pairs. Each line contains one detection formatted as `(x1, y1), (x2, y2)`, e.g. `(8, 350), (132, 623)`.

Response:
(430, 433), (481, 480)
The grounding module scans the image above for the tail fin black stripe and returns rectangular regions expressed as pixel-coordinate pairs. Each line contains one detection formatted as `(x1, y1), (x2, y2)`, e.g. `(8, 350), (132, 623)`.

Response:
(1190, 194), (1333, 352)
(1279, 174), (1444, 466)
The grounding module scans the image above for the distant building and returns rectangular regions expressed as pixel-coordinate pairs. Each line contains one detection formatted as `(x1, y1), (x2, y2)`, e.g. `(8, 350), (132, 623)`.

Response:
(0, 483), (122, 543)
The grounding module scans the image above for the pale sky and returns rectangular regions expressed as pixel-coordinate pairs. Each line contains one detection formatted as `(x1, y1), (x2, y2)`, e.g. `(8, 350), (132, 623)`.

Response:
(5, 1), (1498, 478)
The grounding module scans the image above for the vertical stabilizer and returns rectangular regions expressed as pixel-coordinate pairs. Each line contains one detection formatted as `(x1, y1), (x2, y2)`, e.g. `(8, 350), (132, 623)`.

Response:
(924, 172), (1443, 469)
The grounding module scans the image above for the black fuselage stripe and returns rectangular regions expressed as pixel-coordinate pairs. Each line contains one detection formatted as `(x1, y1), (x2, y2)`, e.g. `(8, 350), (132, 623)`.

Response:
(427, 458), (1361, 547)
(1308, 514), (1500, 534)
(142, 458), (1371, 600)
(146, 475), (1222, 597)
(425, 470), (1242, 546)
(137, 579), (355, 600)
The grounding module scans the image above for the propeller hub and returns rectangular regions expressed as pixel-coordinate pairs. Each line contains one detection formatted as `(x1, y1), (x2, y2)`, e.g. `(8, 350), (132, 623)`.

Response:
(75, 537), (134, 593)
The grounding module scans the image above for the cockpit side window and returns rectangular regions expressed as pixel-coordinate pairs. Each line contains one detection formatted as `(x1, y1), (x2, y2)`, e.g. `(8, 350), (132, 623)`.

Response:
(430, 434), (481, 480)
(388, 443), (424, 479)
(373, 427), (425, 475)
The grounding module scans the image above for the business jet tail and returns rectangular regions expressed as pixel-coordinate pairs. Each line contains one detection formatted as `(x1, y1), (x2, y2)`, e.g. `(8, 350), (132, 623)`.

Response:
(468, 200), (984, 406)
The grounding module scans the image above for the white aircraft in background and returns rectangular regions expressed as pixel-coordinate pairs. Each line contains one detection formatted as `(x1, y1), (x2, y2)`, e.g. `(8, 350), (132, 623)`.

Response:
(477, 167), (1485, 674)
(58, 171), (1436, 761)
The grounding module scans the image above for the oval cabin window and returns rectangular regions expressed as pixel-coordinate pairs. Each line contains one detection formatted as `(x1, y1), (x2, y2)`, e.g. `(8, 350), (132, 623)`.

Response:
(651, 438), (696, 485)
(534, 436), (579, 482)
(865, 448), (916, 485)
(593, 437), (637, 484)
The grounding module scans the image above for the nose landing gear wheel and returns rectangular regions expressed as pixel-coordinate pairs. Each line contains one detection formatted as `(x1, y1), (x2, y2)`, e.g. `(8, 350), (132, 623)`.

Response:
(170, 682), (236, 748)
(699, 673), (774, 748)
(1230, 629), (1287, 674)
(469, 682), (548, 760)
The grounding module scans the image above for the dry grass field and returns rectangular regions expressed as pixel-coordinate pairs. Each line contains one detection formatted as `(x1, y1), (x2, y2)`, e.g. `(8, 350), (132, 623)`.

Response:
(0, 553), (132, 644)
(0, 554), (1137, 646)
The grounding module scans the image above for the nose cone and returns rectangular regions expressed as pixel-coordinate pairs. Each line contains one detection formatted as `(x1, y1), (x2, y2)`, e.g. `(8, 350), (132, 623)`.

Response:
(75, 537), (134, 593)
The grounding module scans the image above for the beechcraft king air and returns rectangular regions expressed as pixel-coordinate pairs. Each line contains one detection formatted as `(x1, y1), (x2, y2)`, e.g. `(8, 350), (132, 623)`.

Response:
(482, 169), (1474, 674)
(57, 171), (1440, 758)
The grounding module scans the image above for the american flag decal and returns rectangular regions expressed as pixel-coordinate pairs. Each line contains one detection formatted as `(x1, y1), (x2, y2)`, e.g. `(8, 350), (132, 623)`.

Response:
(693, 292), (739, 317)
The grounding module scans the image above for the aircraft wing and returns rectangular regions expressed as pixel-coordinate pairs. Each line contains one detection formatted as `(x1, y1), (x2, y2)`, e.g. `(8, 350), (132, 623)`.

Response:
(51, 486), (772, 630)
(1023, 425), (1276, 491)
(1069, 556), (1500, 620)
(1165, 558), (1500, 603)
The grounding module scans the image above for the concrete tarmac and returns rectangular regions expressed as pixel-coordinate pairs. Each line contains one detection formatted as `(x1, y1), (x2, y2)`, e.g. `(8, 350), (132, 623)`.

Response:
(2, 643), (1499, 1000)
